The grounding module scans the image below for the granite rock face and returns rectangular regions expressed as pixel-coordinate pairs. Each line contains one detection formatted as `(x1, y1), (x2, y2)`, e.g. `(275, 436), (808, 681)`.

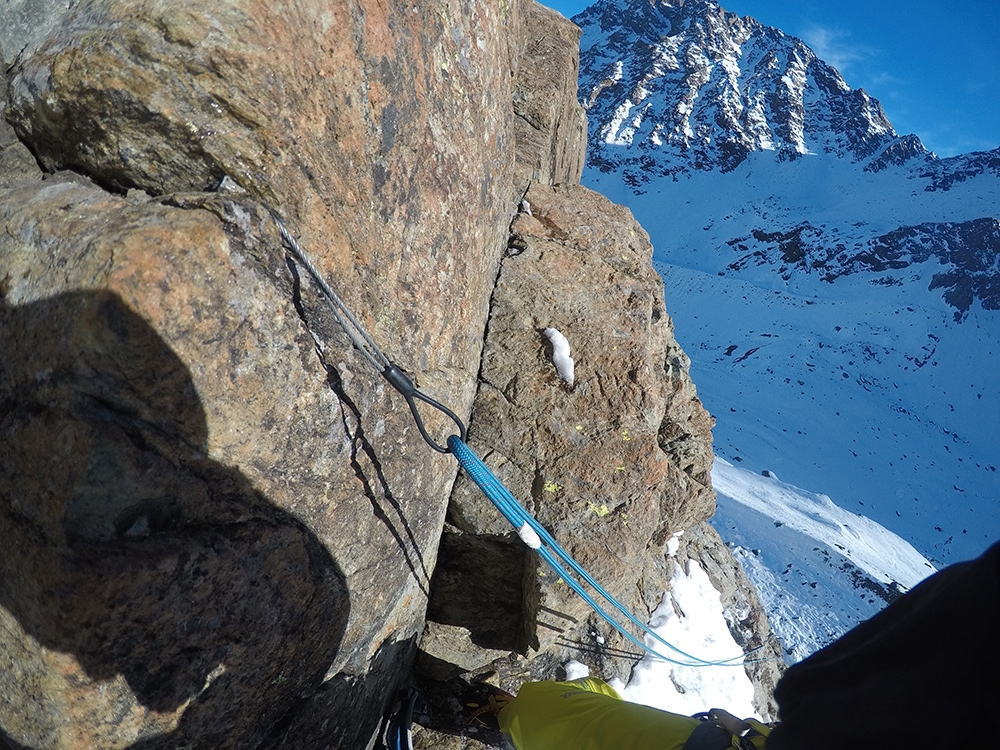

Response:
(0, 0), (529, 745)
(421, 182), (717, 686)
(0, 170), (358, 749)
(0, 285), (350, 749)
(512, 1), (589, 191)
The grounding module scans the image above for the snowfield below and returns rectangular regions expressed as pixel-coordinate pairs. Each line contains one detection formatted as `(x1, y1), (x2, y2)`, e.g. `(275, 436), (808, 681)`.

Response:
(710, 457), (936, 662)
(599, 457), (936, 721)
(583, 148), (1000, 568)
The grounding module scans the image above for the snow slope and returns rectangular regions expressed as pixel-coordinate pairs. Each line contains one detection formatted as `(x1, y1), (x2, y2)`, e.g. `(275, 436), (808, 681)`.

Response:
(614, 457), (936, 717)
(620, 557), (758, 718)
(710, 457), (935, 662)
(576, 0), (1000, 569)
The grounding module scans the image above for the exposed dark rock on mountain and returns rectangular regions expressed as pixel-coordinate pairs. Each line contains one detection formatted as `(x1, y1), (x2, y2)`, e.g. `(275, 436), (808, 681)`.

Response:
(577, 0), (904, 179)
(723, 218), (1000, 320)
(919, 147), (1000, 190)
(864, 134), (928, 173)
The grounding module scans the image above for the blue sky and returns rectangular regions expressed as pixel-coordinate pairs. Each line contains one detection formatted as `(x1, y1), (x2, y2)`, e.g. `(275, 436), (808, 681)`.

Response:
(543, 0), (999, 157)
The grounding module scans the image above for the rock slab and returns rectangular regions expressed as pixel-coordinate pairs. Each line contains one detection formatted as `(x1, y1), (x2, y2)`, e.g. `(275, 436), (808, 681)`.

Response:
(424, 182), (717, 684)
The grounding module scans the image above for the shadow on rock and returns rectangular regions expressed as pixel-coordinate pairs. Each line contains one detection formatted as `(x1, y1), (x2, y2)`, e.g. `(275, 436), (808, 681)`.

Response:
(0, 290), (349, 749)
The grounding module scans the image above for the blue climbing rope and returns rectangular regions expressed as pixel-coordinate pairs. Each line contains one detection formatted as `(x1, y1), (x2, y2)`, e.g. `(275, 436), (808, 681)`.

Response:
(448, 436), (753, 668)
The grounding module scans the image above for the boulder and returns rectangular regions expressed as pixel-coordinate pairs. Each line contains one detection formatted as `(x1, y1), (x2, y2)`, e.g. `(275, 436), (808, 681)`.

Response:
(0, 0), (538, 744)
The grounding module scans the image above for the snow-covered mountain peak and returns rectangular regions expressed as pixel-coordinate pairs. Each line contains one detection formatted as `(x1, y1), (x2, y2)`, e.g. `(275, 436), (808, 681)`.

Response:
(578, 0), (913, 176)
(577, 0), (1000, 321)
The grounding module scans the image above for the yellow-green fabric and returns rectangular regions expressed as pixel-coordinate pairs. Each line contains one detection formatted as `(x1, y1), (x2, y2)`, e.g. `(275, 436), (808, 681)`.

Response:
(744, 720), (772, 749)
(497, 678), (701, 750)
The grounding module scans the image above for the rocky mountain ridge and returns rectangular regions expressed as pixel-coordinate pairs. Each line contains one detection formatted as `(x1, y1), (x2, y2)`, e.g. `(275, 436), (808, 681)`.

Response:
(578, 0), (903, 175)
(578, 0), (1000, 184)
(723, 216), (1000, 319)
(1, 1), (780, 747)
(577, 0), (1000, 319)
(576, 0), (1000, 315)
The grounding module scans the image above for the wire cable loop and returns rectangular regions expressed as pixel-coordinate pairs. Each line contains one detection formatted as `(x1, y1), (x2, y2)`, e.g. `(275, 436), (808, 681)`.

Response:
(274, 215), (391, 372)
(382, 364), (467, 453)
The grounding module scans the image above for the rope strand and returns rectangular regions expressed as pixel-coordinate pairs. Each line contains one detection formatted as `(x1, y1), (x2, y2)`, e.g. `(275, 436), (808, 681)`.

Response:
(448, 435), (762, 668)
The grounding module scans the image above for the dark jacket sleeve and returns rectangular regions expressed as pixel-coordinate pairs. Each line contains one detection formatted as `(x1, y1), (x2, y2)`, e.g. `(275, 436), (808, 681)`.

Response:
(768, 540), (1000, 750)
